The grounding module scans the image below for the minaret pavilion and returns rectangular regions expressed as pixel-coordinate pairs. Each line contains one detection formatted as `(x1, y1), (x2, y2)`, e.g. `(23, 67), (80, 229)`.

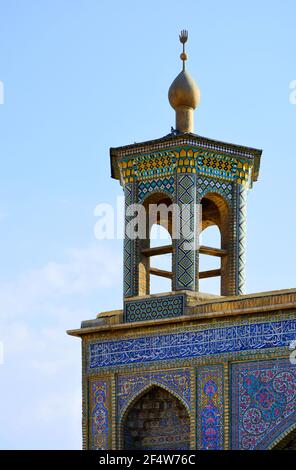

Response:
(68, 32), (296, 451)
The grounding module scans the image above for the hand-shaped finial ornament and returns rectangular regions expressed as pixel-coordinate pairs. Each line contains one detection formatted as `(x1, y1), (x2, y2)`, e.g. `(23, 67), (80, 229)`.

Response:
(179, 30), (188, 70)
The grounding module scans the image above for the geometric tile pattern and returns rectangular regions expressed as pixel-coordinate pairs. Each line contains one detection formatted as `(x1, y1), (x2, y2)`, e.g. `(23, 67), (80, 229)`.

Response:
(197, 153), (237, 180)
(90, 377), (110, 450)
(136, 152), (175, 180)
(118, 147), (254, 186)
(123, 183), (136, 297)
(138, 176), (174, 202)
(231, 358), (296, 450)
(88, 317), (296, 370)
(196, 176), (233, 203)
(117, 368), (191, 420)
(124, 294), (185, 323)
(175, 173), (196, 290)
(196, 365), (224, 449)
(236, 184), (247, 295)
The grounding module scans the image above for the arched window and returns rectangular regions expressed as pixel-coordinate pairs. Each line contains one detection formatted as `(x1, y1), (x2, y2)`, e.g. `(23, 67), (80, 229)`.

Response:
(122, 386), (190, 450)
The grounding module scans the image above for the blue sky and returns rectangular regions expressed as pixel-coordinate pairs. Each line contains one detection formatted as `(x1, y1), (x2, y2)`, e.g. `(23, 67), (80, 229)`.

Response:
(0, 0), (295, 449)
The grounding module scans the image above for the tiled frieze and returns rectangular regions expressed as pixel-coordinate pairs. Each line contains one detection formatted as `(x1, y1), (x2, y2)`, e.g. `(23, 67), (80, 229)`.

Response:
(118, 147), (255, 187)
(88, 317), (296, 371)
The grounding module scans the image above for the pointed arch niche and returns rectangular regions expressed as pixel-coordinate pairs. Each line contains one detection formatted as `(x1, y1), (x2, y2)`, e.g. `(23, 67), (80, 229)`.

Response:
(121, 385), (190, 450)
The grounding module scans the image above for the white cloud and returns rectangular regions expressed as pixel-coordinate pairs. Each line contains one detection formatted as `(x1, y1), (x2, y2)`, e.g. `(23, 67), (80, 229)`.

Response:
(0, 244), (122, 321)
(0, 243), (122, 449)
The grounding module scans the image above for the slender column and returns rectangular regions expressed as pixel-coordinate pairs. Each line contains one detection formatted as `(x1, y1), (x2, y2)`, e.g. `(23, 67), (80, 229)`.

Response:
(236, 184), (248, 295)
(123, 183), (137, 297)
(174, 173), (197, 291)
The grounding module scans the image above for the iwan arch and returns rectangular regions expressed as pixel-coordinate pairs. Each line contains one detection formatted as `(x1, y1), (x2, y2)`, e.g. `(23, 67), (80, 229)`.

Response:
(68, 32), (296, 450)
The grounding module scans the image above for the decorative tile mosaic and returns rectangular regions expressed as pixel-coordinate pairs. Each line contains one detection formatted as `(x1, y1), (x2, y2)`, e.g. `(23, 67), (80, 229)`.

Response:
(118, 146), (254, 186)
(231, 358), (296, 450)
(135, 151), (175, 180)
(176, 148), (196, 174)
(236, 184), (247, 295)
(121, 145), (253, 299)
(88, 318), (296, 370)
(138, 177), (174, 202)
(197, 151), (237, 181)
(117, 368), (191, 419)
(175, 173), (196, 290)
(123, 183), (136, 297)
(124, 294), (185, 323)
(90, 378), (110, 450)
(196, 176), (233, 203)
(196, 365), (224, 450)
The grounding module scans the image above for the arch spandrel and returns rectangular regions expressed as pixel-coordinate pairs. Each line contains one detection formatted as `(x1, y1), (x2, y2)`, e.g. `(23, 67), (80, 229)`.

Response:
(117, 369), (192, 422)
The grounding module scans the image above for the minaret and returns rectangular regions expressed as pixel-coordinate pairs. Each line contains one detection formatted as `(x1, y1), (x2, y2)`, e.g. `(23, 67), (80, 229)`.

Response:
(168, 30), (200, 133)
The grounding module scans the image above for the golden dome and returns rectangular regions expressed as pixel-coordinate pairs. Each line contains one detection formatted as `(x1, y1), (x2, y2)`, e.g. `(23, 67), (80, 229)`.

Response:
(168, 69), (200, 110)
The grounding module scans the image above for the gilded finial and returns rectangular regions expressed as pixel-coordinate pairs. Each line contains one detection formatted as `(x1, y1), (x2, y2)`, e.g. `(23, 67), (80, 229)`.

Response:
(168, 29), (200, 133)
(179, 30), (188, 71)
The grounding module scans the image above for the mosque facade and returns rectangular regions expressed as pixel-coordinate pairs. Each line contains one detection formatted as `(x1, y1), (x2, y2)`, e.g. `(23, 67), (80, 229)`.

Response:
(68, 32), (296, 450)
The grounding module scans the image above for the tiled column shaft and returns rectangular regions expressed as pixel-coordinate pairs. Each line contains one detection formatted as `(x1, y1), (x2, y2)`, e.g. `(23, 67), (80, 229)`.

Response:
(123, 183), (137, 297)
(174, 173), (197, 291)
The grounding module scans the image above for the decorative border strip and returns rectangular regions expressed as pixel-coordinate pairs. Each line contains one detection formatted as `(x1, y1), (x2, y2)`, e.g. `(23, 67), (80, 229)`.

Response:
(113, 138), (259, 160)
(196, 364), (224, 449)
(89, 376), (111, 450)
(123, 183), (136, 297)
(119, 148), (254, 186)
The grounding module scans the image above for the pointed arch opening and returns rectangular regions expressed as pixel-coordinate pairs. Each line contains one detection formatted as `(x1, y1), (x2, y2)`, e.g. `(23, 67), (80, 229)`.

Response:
(199, 225), (221, 295)
(199, 192), (230, 296)
(138, 192), (174, 296)
(121, 385), (190, 450)
(149, 224), (172, 294)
